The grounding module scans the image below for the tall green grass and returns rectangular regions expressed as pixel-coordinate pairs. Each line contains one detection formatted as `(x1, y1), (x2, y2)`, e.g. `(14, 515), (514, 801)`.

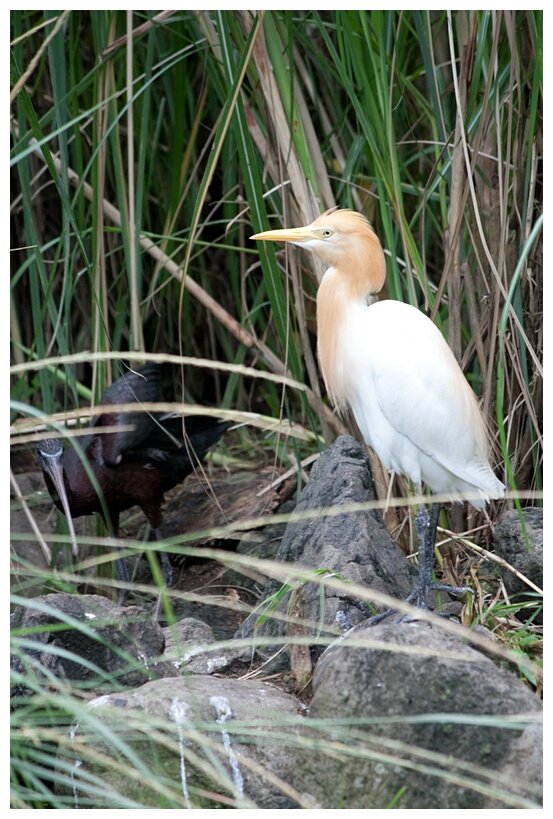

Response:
(11, 10), (542, 484)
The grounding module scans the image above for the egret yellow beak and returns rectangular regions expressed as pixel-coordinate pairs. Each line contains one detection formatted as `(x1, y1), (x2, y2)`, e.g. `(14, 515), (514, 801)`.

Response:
(250, 226), (314, 244)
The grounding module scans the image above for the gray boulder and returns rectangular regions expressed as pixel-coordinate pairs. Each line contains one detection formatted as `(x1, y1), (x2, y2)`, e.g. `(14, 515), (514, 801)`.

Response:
(491, 507), (543, 622)
(293, 618), (542, 808)
(57, 675), (304, 808)
(10, 593), (176, 697)
(236, 436), (417, 669)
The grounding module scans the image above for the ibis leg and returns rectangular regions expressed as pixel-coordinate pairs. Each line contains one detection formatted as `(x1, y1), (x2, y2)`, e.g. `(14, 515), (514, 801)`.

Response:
(151, 530), (173, 621)
(106, 516), (131, 608)
(116, 554), (130, 607)
(159, 548), (174, 588)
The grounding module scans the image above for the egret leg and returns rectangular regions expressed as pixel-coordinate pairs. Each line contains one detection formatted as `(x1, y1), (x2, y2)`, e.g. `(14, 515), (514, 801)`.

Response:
(363, 505), (434, 624)
(415, 504), (431, 609)
(415, 502), (474, 610)
(414, 502), (442, 609)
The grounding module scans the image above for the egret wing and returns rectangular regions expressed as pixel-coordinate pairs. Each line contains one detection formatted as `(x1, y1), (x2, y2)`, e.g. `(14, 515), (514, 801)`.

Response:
(351, 301), (489, 485)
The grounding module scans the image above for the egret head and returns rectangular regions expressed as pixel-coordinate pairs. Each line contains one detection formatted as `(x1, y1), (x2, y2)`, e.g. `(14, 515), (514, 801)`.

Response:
(251, 208), (386, 292)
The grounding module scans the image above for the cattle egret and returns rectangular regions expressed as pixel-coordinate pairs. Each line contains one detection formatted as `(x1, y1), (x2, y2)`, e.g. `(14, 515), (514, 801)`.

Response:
(251, 209), (504, 612)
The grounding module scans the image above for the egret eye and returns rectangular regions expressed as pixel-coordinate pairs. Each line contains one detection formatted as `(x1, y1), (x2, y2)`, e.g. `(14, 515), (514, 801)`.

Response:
(320, 228), (334, 238)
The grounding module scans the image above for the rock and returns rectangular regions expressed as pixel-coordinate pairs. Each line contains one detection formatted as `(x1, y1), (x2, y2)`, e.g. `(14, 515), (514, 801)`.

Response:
(163, 616), (215, 655)
(11, 446), (543, 811)
(293, 618), (542, 809)
(236, 436), (417, 669)
(167, 579), (247, 640)
(220, 507), (294, 593)
(163, 617), (252, 676)
(491, 508), (543, 621)
(10, 593), (176, 698)
(157, 466), (283, 547)
(58, 675), (305, 808)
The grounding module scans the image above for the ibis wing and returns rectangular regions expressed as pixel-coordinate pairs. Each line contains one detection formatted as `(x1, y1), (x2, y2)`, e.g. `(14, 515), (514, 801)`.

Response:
(93, 364), (162, 464)
(125, 415), (230, 483)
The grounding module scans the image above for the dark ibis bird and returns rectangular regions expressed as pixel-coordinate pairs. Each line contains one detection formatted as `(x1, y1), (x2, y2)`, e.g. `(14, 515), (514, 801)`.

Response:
(37, 363), (230, 611)
(252, 210), (504, 614)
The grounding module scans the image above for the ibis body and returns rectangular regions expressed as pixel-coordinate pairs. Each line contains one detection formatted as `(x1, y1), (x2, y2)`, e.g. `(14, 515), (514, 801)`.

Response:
(37, 364), (230, 606)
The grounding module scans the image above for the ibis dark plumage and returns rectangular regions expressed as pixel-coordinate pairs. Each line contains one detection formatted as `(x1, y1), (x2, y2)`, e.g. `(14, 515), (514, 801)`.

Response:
(37, 364), (230, 608)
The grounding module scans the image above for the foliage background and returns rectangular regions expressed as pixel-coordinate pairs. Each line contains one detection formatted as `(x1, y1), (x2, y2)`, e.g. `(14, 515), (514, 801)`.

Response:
(11, 9), (542, 513)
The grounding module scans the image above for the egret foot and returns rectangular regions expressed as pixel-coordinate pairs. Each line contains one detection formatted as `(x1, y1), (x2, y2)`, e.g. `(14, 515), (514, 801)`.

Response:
(365, 501), (472, 626)
(365, 587), (471, 627)
(364, 591), (418, 627)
